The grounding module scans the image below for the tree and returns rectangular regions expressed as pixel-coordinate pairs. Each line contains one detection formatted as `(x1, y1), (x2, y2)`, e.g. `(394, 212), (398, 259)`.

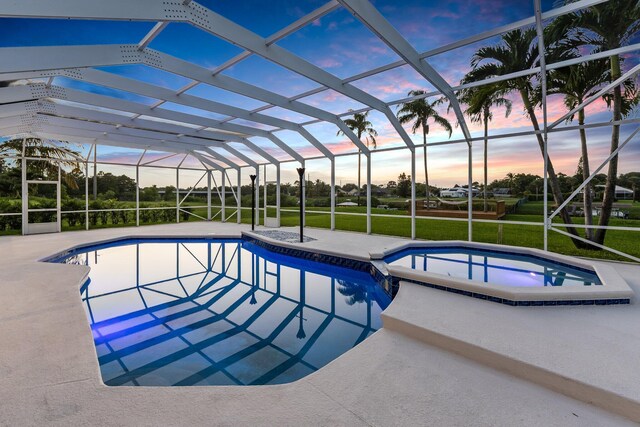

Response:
(551, 1), (640, 244)
(0, 137), (81, 189)
(396, 173), (411, 198)
(397, 90), (452, 206)
(337, 111), (377, 206)
(458, 82), (512, 211)
(547, 59), (610, 241)
(467, 28), (584, 247)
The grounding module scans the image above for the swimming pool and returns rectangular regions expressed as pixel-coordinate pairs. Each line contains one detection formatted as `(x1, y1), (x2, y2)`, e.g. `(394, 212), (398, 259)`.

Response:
(54, 238), (390, 386)
(374, 242), (633, 306)
(385, 247), (602, 288)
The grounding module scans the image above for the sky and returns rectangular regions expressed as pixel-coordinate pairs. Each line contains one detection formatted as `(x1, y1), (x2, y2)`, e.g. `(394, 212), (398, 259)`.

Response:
(0, 0), (638, 188)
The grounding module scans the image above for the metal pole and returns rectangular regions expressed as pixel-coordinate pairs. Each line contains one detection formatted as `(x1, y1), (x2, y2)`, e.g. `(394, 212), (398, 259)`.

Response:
(301, 161), (306, 227)
(136, 164), (140, 226)
(57, 164), (61, 232)
(237, 168), (241, 224)
(411, 149), (416, 240)
(468, 143), (473, 241)
(84, 156), (89, 230)
(255, 167), (260, 226)
(176, 167), (180, 223)
(276, 163), (281, 226)
(207, 170), (212, 221)
(263, 164), (267, 225)
(221, 169), (226, 222)
(250, 174), (256, 230)
(330, 158), (335, 231)
(92, 144), (97, 200)
(21, 139), (26, 235)
(297, 167), (305, 242)
(534, 0), (549, 251)
(366, 153), (372, 235)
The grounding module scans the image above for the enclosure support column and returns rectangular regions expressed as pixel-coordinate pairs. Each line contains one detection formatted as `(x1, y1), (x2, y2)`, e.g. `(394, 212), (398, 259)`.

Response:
(136, 165), (140, 227)
(467, 143), (473, 242)
(534, 0), (549, 251)
(330, 158), (335, 231)
(297, 167), (305, 243)
(263, 164), (267, 225)
(276, 163), (281, 226)
(237, 168), (241, 224)
(57, 164), (61, 233)
(207, 170), (212, 221)
(301, 161), (306, 227)
(254, 167), (260, 227)
(411, 149), (416, 240)
(92, 144), (97, 200)
(250, 173), (256, 231)
(176, 168), (180, 223)
(21, 140), (26, 235)
(366, 153), (372, 235)
(84, 156), (89, 230)
(221, 169), (226, 222)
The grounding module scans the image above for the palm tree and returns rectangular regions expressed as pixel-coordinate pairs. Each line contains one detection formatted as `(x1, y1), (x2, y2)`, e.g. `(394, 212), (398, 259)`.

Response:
(551, 0), (640, 244)
(337, 111), (377, 206)
(0, 137), (81, 189)
(397, 90), (452, 206)
(458, 83), (512, 211)
(336, 279), (368, 305)
(547, 60), (610, 241)
(467, 28), (584, 247)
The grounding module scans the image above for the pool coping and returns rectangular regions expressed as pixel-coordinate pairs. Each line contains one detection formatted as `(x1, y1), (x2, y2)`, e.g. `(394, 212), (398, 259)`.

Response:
(371, 240), (634, 304)
(38, 232), (244, 263)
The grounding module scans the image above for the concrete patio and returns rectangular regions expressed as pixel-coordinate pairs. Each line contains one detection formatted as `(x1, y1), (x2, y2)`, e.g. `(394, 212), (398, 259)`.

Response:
(1, 222), (639, 426)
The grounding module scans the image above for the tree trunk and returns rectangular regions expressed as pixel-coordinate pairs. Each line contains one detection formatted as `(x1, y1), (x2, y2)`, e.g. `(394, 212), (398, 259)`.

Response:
(594, 55), (622, 245)
(578, 108), (594, 241)
(423, 130), (429, 206)
(519, 89), (585, 248)
(483, 115), (489, 212)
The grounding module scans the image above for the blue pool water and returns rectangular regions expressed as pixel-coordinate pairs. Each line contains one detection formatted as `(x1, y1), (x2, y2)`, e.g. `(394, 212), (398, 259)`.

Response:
(55, 238), (390, 386)
(385, 247), (601, 287)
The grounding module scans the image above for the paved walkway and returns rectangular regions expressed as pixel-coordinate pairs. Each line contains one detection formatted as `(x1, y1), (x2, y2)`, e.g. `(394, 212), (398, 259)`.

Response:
(0, 222), (637, 425)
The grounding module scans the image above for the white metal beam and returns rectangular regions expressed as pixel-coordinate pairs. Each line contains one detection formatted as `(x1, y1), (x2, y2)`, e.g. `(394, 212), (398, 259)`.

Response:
(0, 45), (345, 157)
(182, 2), (415, 148)
(138, 22), (169, 50)
(240, 0), (607, 121)
(337, 0), (472, 143)
(211, 1), (340, 75)
(0, 84), (277, 164)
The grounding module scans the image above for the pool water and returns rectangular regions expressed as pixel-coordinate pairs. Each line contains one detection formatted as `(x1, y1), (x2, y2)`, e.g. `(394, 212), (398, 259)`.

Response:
(57, 239), (390, 386)
(386, 247), (601, 288)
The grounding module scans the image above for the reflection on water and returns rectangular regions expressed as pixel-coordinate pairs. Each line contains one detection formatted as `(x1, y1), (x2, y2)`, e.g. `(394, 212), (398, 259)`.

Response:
(387, 248), (601, 288)
(60, 239), (390, 386)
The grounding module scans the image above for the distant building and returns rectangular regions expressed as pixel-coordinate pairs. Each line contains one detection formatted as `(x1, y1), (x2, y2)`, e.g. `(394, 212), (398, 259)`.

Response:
(440, 187), (479, 198)
(596, 185), (634, 200)
(492, 188), (511, 197)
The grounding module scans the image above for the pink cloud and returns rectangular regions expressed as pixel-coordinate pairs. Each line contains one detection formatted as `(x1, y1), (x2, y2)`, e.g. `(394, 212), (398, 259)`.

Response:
(316, 58), (343, 68)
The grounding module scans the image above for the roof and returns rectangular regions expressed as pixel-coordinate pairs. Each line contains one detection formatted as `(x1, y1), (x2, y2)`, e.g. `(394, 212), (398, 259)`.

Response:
(596, 185), (634, 193)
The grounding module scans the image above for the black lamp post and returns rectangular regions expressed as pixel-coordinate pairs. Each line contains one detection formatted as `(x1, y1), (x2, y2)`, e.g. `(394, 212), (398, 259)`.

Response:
(250, 174), (256, 231)
(297, 167), (305, 243)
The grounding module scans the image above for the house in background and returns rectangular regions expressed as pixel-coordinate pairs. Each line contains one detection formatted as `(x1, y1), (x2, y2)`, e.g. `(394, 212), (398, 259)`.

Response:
(596, 185), (634, 200)
(492, 188), (511, 197)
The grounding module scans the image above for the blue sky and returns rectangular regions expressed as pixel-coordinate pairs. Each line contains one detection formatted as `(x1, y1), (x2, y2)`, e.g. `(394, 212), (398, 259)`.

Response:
(1, 0), (638, 187)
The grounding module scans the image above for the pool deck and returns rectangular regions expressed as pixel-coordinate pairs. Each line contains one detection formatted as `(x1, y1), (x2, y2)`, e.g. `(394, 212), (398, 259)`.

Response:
(1, 222), (639, 426)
